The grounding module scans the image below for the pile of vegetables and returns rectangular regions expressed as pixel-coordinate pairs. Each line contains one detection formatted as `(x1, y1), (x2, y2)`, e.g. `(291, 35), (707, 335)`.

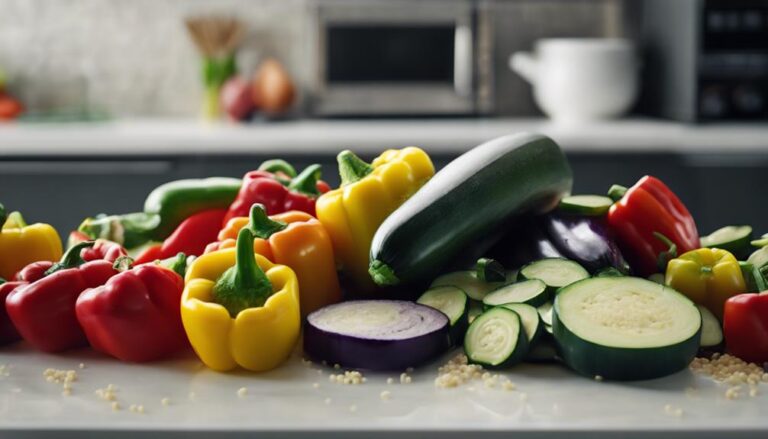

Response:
(1, 132), (766, 382)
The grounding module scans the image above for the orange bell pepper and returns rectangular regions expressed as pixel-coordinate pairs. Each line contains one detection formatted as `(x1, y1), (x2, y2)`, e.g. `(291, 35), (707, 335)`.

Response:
(205, 204), (341, 316)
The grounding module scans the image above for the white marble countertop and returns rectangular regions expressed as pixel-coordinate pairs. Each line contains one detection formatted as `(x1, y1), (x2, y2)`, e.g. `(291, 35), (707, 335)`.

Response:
(1, 118), (767, 156)
(1, 345), (767, 438)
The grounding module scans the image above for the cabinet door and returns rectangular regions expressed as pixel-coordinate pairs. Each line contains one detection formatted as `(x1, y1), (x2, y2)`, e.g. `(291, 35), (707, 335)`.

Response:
(0, 159), (178, 234)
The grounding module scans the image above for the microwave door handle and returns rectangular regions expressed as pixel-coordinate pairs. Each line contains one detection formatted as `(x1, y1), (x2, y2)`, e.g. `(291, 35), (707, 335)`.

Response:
(454, 24), (473, 98)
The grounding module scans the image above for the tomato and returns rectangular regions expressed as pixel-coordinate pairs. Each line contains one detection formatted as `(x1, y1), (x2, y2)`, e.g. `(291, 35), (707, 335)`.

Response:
(0, 95), (23, 120)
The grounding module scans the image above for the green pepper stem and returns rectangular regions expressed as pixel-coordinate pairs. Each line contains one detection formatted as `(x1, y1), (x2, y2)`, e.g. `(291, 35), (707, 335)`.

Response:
(161, 252), (188, 278)
(608, 184), (629, 202)
(248, 204), (287, 239)
(258, 159), (297, 178)
(212, 228), (273, 317)
(369, 260), (399, 286)
(653, 232), (678, 272)
(113, 256), (135, 272)
(6, 212), (27, 228)
(0, 203), (6, 228)
(0, 277), (5, 286)
(338, 150), (373, 187)
(44, 241), (95, 276)
(288, 164), (323, 195)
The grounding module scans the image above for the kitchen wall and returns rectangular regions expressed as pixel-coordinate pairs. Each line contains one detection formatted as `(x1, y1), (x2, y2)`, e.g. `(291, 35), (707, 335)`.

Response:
(0, 0), (620, 117)
(0, 0), (307, 117)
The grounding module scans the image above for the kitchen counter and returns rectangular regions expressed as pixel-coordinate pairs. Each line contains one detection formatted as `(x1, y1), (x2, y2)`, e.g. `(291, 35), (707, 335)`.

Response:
(2, 117), (767, 235)
(1, 118), (768, 156)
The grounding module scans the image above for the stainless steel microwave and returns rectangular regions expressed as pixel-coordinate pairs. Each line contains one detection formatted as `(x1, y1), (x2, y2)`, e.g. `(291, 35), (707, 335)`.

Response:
(306, 0), (493, 116)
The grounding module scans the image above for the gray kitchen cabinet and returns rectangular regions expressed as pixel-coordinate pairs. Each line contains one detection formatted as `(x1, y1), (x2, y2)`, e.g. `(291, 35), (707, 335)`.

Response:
(0, 151), (765, 238)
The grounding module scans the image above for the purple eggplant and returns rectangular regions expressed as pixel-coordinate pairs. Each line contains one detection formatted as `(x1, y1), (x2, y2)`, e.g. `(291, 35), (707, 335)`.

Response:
(304, 300), (451, 371)
(490, 214), (629, 274)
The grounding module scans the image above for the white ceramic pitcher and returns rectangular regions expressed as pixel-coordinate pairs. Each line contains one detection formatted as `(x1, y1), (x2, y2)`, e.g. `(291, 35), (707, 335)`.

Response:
(510, 38), (640, 123)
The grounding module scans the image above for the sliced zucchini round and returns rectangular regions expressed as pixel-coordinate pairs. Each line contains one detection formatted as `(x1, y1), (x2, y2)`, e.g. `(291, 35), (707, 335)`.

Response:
(558, 195), (614, 216)
(417, 286), (469, 345)
(520, 258), (589, 292)
(595, 267), (625, 278)
(537, 301), (553, 327)
(467, 300), (484, 325)
(482, 279), (549, 308)
(701, 225), (753, 258)
(464, 307), (529, 369)
(553, 277), (701, 381)
(431, 270), (516, 301)
(476, 258), (506, 283)
(697, 305), (723, 348)
(500, 303), (542, 345)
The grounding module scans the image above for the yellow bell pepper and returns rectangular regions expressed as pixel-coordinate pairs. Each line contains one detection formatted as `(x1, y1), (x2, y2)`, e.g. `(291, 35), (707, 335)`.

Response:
(0, 204), (62, 280)
(181, 228), (300, 372)
(665, 247), (746, 320)
(316, 147), (434, 293)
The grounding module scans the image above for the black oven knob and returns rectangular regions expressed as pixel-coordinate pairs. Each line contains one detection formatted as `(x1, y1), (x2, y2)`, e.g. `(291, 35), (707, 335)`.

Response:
(733, 86), (764, 114)
(700, 88), (728, 118)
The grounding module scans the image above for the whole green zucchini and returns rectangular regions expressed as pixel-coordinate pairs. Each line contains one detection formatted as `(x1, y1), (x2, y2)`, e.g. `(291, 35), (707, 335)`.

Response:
(369, 133), (572, 288)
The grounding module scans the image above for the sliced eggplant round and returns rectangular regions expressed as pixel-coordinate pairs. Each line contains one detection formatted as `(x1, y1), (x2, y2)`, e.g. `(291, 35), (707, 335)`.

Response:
(554, 277), (701, 381)
(304, 300), (450, 371)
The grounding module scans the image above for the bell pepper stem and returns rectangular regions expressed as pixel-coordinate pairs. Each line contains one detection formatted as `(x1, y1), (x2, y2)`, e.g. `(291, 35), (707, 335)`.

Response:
(159, 252), (188, 278)
(654, 232), (678, 272)
(6, 211), (28, 228)
(288, 164), (323, 195)
(44, 241), (95, 276)
(212, 228), (273, 317)
(258, 159), (297, 179)
(369, 260), (399, 286)
(338, 150), (373, 187)
(0, 203), (6, 228)
(608, 184), (629, 202)
(248, 203), (287, 239)
(113, 256), (135, 272)
(0, 277), (5, 286)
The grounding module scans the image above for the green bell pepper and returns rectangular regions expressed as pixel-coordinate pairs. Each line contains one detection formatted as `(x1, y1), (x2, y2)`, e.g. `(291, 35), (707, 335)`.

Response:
(79, 177), (241, 248)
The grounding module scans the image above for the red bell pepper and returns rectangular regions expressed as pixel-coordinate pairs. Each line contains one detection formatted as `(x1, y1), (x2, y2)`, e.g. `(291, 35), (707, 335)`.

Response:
(723, 292), (768, 364)
(13, 238), (126, 282)
(133, 209), (226, 265)
(607, 176), (700, 276)
(222, 160), (330, 225)
(5, 241), (119, 352)
(67, 233), (127, 263)
(0, 278), (21, 345)
(76, 261), (188, 362)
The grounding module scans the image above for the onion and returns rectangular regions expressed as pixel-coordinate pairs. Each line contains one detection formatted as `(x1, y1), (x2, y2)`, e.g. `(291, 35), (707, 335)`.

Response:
(304, 300), (450, 371)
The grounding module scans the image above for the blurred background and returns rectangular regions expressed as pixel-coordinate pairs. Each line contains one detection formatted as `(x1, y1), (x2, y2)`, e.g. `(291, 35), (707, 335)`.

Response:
(0, 0), (766, 235)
